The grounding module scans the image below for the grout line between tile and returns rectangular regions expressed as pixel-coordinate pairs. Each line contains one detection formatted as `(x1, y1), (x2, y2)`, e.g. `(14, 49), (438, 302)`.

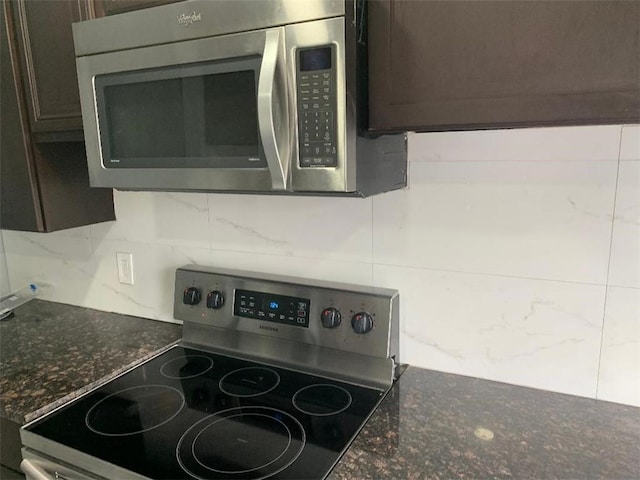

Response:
(595, 125), (625, 400)
(205, 194), (214, 253)
(370, 197), (375, 286)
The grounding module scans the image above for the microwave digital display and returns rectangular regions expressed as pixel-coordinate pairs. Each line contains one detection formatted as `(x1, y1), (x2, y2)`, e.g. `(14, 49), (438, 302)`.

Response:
(300, 47), (332, 71)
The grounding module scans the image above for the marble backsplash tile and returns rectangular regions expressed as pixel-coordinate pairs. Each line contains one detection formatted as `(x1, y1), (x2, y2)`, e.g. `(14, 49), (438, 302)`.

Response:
(408, 125), (621, 163)
(619, 125), (640, 161)
(2, 124), (638, 406)
(373, 160), (617, 284)
(597, 286), (640, 406)
(207, 193), (373, 263)
(608, 160), (640, 289)
(90, 191), (211, 250)
(373, 264), (605, 398)
(0, 232), (11, 296)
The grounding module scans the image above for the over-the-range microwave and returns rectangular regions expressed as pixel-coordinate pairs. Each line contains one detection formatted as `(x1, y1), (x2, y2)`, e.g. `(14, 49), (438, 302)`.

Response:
(72, 0), (407, 197)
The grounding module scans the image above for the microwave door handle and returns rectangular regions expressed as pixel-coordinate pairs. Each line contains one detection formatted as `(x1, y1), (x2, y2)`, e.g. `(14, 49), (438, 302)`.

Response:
(257, 29), (287, 191)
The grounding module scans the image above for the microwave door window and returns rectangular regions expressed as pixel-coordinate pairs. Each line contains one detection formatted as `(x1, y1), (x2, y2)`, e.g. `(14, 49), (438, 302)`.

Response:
(104, 79), (186, 162)
(184, 71), (260, 161)
(96, 57), (265, 169)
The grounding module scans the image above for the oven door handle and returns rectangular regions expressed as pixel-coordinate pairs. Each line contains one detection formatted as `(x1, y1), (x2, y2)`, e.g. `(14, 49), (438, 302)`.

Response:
(258, 28), (289, 191)
(21, 459), (55, 480)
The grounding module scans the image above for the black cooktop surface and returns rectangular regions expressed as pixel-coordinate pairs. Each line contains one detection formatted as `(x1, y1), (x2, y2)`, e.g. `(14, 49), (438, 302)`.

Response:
(27, 346), (385, 479)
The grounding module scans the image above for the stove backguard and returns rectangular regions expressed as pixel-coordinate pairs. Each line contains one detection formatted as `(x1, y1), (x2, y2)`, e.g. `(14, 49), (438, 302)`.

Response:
(174, 265), (400, 390)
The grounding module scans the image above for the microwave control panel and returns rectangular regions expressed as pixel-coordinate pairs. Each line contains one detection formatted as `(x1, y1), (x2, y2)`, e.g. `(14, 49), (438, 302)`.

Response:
(296, 46), (337, 168)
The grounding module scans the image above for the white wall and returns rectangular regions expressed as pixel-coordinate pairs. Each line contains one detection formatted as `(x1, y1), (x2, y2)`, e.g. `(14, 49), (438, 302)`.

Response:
(0, 233), (10, 295)
(3, 124), (639, 406)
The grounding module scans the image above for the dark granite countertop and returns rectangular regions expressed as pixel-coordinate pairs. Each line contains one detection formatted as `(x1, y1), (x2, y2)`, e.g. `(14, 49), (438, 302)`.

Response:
(0, 299), (181, 425)
(331, 367), (640, 480)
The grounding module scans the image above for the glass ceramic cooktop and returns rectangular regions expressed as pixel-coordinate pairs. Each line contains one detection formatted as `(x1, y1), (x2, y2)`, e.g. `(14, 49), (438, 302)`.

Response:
(27, 346), (384, 479)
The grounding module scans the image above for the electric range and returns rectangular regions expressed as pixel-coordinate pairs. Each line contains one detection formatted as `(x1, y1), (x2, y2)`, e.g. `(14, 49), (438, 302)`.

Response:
(20, 266), (400, 480)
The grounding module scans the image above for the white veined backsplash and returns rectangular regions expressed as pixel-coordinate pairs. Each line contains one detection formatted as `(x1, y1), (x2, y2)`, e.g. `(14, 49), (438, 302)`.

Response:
(0, 232), (10, 296)
(3, 124), (639, 407)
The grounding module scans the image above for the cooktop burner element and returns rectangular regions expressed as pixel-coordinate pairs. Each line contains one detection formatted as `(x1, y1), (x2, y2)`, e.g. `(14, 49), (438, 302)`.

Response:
(219, 368), (281, 398)
(161, 355), (214, 379)
(292, 384), (352, 416)
(21, 266), (400, 480)
(85, 385), (185, 436)
(177, 406), (305, 480)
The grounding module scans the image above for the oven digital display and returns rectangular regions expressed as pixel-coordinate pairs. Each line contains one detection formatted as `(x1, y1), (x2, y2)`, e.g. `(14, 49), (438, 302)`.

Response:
(234, 289), (310, 328)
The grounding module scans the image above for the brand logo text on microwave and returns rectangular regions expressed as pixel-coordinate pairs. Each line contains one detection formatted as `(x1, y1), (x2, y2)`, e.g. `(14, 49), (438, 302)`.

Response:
(177, 12), (201, 27)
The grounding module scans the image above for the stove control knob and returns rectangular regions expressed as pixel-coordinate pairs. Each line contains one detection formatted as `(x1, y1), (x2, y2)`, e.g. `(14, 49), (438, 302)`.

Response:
(206, 290), (225, 309)
(321, 307), (341, 328)
(351, 312), (374, 334)
(183, 287), (201, 306)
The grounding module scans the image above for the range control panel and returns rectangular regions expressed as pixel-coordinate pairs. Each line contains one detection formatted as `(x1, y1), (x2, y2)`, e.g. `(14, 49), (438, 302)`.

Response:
(296, 45), (337, 168)
(234, 289), (310, 328)
(174, 265), (399, 362)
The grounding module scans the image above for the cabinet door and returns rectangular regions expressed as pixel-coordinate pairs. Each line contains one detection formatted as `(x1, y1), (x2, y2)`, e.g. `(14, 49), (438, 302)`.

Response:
(1, 1), (115, 233)
(10, 0), (95, 134)
(95, 0), (182, 16)
(1, 0), (43, 231)
(368, 0), (640, 132)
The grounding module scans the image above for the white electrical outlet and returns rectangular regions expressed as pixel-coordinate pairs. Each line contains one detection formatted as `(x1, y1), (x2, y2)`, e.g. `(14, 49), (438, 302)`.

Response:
(116, 252), (134, 285)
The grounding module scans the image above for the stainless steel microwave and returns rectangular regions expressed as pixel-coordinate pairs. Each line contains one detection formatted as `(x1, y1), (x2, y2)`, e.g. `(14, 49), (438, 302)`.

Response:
(72, 0), (406, 197)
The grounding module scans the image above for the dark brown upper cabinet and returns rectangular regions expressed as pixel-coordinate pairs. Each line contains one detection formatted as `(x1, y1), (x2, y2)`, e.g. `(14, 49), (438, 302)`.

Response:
(368, 0), (640, 132)
(1, 0), (114, 233)
(9, 0), (95, 136)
